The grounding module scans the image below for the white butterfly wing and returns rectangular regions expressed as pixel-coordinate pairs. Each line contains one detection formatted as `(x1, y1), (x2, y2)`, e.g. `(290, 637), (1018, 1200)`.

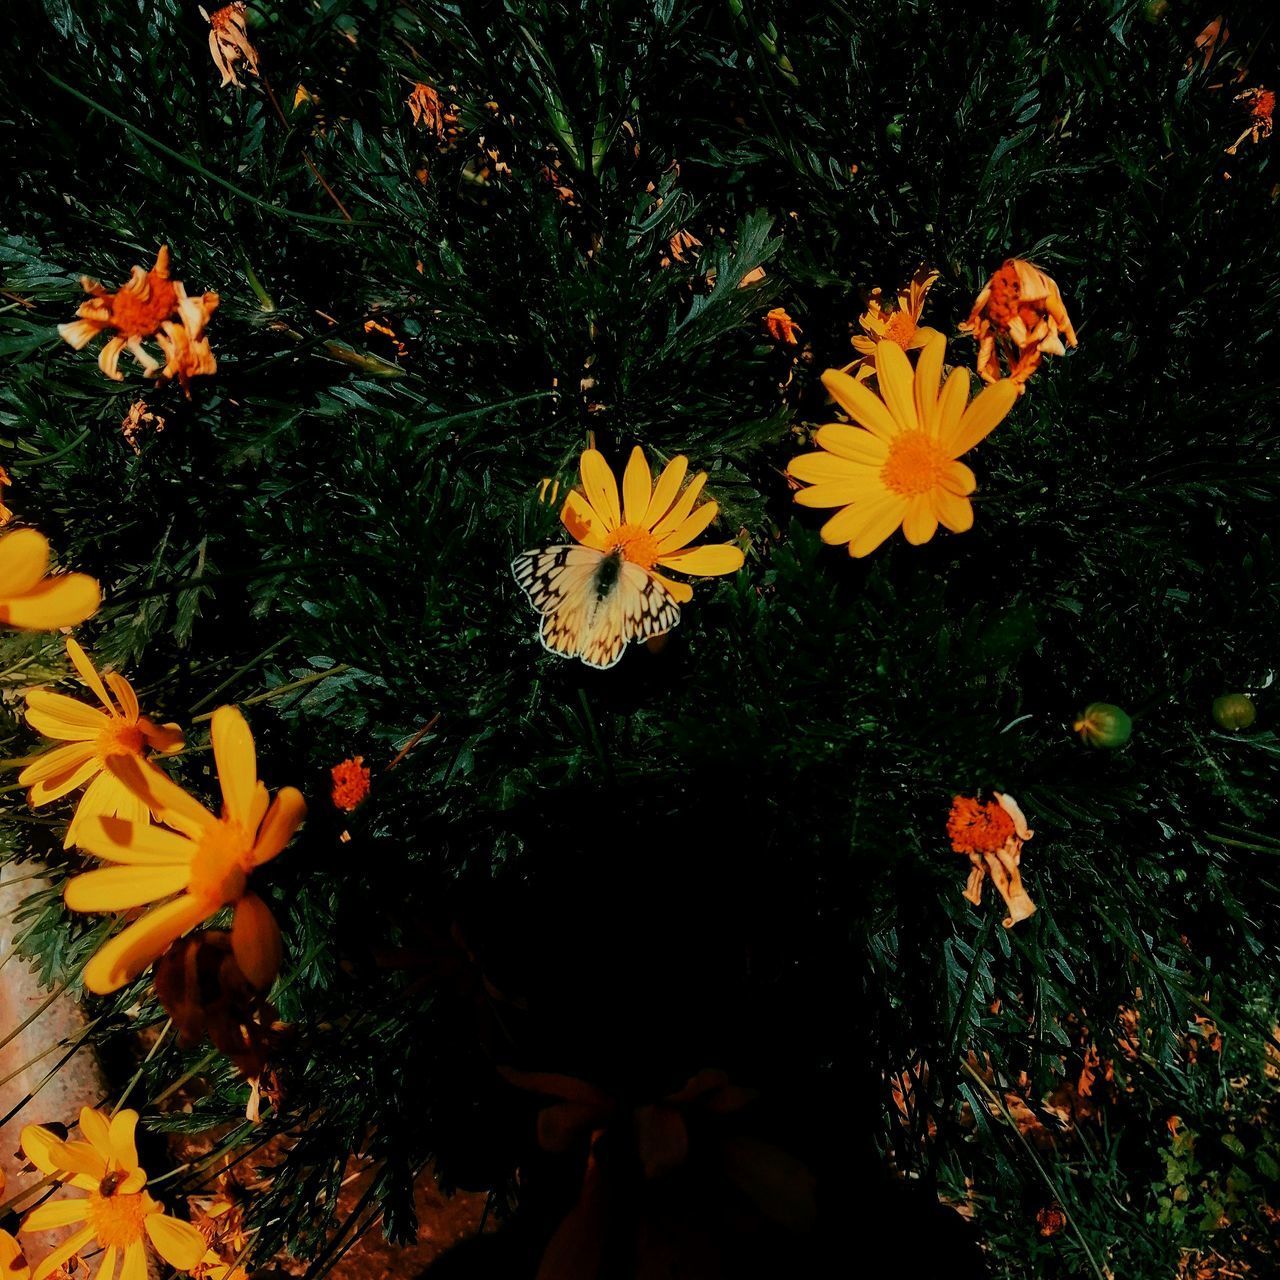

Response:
(512, 547), (681, 669)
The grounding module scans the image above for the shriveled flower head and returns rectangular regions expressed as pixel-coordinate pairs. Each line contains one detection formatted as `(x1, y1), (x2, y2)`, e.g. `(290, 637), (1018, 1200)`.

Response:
(1226, 86), (1274, 154)
(19, 1107), (206, 1280)
(561, 446), (745, 604)
(787, 335), (1017, 557)
(0, 529), (100, 631)
(330, 756), (371, 812)
(947, 792), (1036, 928)
(202, 4), (259, 89)
(960, 258), (1077, 390)
(849, 265), (940, 380)
(58, 246), (219, 384)
(20, 638), (183, 849)
(65, 705), (305, 995)
(155, 289), (219, 397)
(763, 307), (801, 345)
(407, 82), (445, 134)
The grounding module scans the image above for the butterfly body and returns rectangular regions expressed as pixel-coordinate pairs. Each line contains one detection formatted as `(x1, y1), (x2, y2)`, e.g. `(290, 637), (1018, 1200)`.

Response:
(512, 545), (680, 669)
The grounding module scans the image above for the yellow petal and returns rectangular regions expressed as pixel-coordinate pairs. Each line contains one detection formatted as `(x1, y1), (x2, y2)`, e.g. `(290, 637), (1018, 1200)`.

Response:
(0, 574), (100, 630)
(655, 500), (719, 554)
(97, 1246), (118, 1280)
(22, 1199), (90, 1232)
(932, 489), (974, 534)
(935, 367), (971, 440)
(82, 894), (211, 995)
(251, 787), (306, 866)
(119, 1241), (146, 1280)
(64, 864), (192, 912)
(578, 449), (620, 531)
(794, 478), (883, 508)
(38, 1139), (105, 1182)
(211, 705), (257, 828)
(655, 544), (744, 576)
(873, 341), (918, 432)
(785, 452), (871, 484)
(560, 490), (608, 550)
(106, 757), (213, 839)
(944, 378), (1018, 457)
(621, 447), (652, 525)
(109, 1109), (139, 1172)
(848, 496), (911, 558)
(140, 719), (184, 755)
(76, 815), (196, 865)
(20, 740), (98, 789)
(78, 1106), (112, 1161)
(25, 689), (111, 738)
(143, 1213), (207, 1271)
(820, 369), (901, 442)
(650, 472), (707, 542)
(248, 780), (270, 833)
(0, 1227), (31, 1280)
(66, 770), (152, 851)
(104, 673), (140, 722)
(643, 456), (689, 528)
(941, 461), (977, 496)
(231, 892), (282, 989)
(65, 638), (115, 714)
(901, 494), (939, 546)
(21, 1124), (68, 1177)
(0, 528), (50, 598)
(914, 333), (946, 435)
(32, 1225), (96, 1280)
(650, 571), (694, 605)
(811, 424), (890, 465)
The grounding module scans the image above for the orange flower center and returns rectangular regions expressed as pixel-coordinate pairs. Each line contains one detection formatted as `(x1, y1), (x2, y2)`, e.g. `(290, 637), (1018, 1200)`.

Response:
(97, 721), (145, 760)
(881, 431), (947, 496)
(89, 1191), (149, 1250)
(881, 310), (917, 349)
(109, 276), (178, 340)
(982, 262), (1022, 331)
(947, 796), (1016, 856)
(603, 522), (661, 570)
(189, 822), (250, 908)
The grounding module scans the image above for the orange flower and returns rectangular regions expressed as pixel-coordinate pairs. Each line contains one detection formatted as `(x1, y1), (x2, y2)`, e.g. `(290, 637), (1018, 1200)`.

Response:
(330, 757), (371, 812)
(947, 792), (1036, 927)
(203, 4), (259, 89)
(58, 246), (218, 384)
(156, 289), (219, 397)
(848, 265), (940, 381)
(763, 307), (801, 344)
(960, 259), (1077, 391)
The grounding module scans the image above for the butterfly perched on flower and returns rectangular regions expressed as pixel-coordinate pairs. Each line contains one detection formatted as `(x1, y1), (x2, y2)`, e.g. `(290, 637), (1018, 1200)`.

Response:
(512, 446), (744, 669)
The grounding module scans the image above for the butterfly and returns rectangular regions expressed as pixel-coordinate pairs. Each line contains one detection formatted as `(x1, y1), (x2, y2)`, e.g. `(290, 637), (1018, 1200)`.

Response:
(512, 545), (681, 669)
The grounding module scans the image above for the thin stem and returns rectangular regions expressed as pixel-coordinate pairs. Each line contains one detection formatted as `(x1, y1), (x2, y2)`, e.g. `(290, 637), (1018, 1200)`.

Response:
(8, 428), (92, 470)
(111, 1019), (173, 1116)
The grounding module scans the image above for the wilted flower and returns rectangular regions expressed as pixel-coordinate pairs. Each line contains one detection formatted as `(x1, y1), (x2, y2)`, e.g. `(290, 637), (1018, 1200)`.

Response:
(848, 266), (940, 381)
(330, 756), (371, 811)
(407, 82), (446, 135)
(947, 792), (1036, 927)
(662, 229), (702, 267)
(960, 258), (1077, 391)
(121, 400), (166, 453)
(1226, 87), (1274, 153)
(156, 290), (220, 396)
(763, 307), (801, 344)
(203, 4), (260, 89)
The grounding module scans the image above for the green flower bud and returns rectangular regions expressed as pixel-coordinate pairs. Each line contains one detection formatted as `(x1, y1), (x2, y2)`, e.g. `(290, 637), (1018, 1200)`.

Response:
(1074, 702), (1132, 748)
(1212, 694), (1256, 731)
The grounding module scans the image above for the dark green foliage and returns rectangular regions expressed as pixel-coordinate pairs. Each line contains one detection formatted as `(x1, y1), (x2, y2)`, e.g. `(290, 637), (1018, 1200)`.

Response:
(2, 1), (1279, 1276)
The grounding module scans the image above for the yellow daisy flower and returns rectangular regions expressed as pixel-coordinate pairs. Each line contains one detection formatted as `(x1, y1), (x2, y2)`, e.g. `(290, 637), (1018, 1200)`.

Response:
(19, 1107), (206, 1280)
(0, 529), (100, 631)
(20, 639), (184, 850)
(787, 335), (1018, 557)
(65, 705), (306, 995)
(848, 265), (940, 380)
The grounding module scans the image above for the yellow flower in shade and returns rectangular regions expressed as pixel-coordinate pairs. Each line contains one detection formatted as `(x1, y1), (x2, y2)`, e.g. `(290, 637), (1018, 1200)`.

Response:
(849, 266), (940, 381)
(0, 1231), (30, 1280)
(19, 639), (184, 850)
(959, 258), (1077, 390)
(57, 246), (219, 384)
(65, 706), (306, 995)
(0, 530), (99, 631)
(512, 447), (744, 668)
(20, 1107), (206, 1280)
(202, 4), (259, 89)
(787, 335), (1018, 557)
